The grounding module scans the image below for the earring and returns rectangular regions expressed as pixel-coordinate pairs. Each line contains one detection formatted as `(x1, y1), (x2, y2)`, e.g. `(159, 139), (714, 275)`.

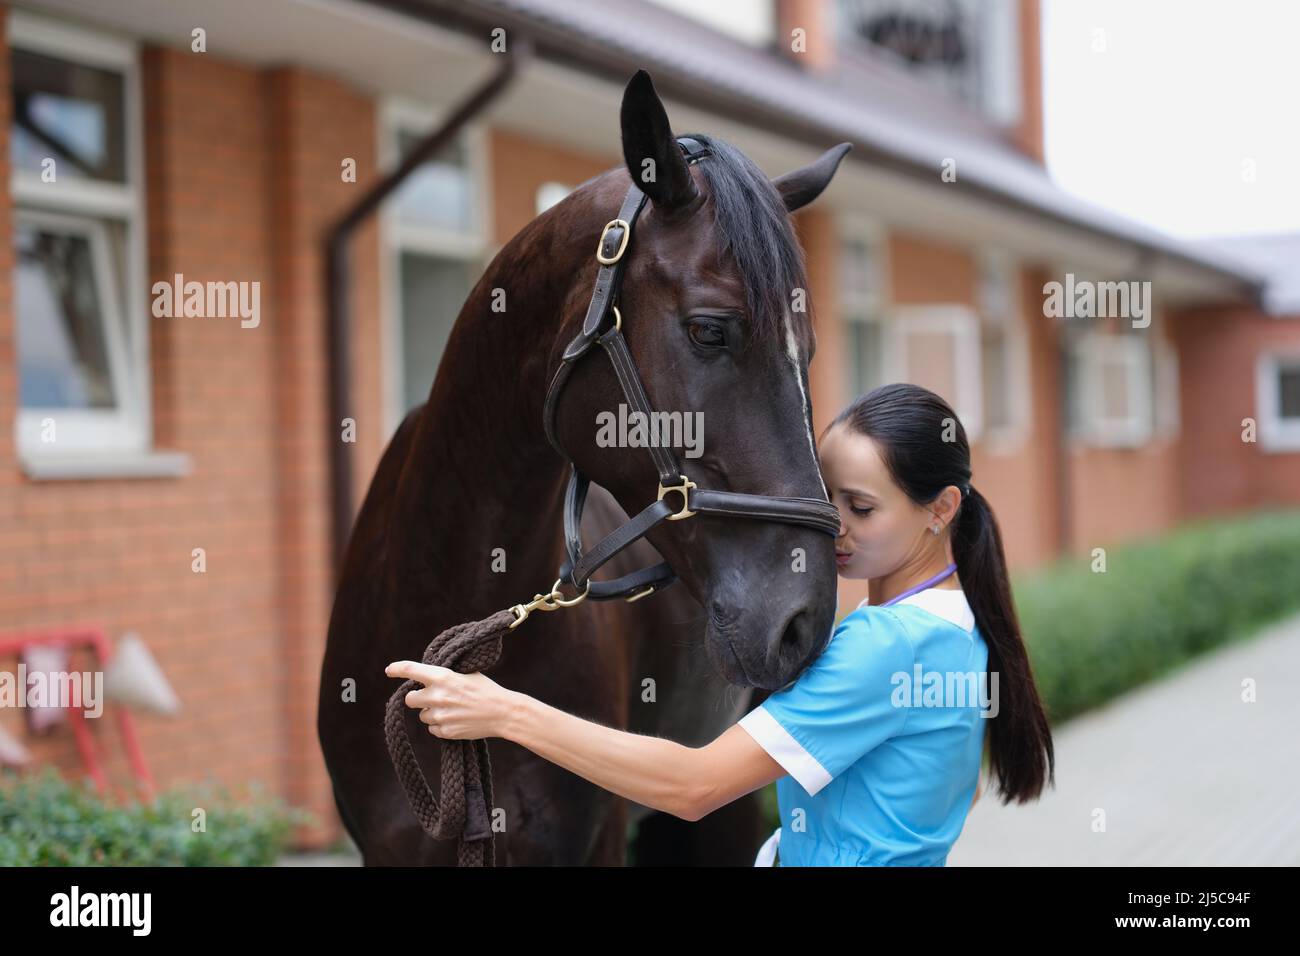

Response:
(931, 524), (940, 536)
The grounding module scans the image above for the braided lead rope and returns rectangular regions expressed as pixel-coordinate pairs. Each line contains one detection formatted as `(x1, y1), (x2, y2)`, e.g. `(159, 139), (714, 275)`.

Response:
(383, 608), (517, 867)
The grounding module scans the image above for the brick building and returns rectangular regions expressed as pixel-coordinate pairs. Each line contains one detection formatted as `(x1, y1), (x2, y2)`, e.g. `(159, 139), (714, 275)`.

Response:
(1, 0), (1296, 847)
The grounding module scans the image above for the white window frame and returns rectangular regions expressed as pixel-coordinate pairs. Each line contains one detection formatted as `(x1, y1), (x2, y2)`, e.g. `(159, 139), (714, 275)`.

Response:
(838, 216), (890, 400)
(1153, 326), (1180, 441)
(977, 0), (1022, 126)
(977, 248), (1030, 453)
(1255, 350), (1300, 452)
(13, 208), (134, 450)
(840, 216), (888, 317)
(1075, 330), (1154, 448)
(8, 11), (182, 478)
(378, 98), (490, 435)
(890, 303), (985, 442)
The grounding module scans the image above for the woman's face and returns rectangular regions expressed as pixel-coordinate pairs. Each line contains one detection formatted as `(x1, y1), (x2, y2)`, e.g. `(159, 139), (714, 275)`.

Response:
(819, 423), (936, 580)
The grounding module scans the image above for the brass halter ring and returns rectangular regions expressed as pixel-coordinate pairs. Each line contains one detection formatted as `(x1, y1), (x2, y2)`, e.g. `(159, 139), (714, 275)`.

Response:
(548, 577), (590, 607)
(657, 476), (697, 521)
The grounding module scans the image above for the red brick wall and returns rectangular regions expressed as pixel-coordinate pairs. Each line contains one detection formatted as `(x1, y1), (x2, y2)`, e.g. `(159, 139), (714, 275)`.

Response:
(1173, 305), (1300, 517)
(1050, 309), (1180, 554)
(262, 65), (382, 843)
(775, 0), (834, 71)
(967, 266), (1062, 569)
(1012, 0), (1045, 163)
(795, 206), (848, 441)
(889, 232), (977, 305)
(1067, 443), (1181, 551)
(1016, 265), (1068, 563)
(488, 128), (615, 246)
(0, 32), (380, 848)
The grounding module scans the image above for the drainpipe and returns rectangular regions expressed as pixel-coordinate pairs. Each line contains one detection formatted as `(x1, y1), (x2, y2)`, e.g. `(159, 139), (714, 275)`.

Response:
(1055, 325), (1073, 557)
(323, 41), (531, 583)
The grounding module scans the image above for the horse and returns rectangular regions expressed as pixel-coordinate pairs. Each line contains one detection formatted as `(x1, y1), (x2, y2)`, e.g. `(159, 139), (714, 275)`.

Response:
(318, 69), (851, 865)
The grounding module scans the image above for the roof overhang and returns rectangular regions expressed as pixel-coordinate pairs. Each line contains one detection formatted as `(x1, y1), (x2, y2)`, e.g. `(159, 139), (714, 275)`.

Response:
(14, 0), (1268, 307)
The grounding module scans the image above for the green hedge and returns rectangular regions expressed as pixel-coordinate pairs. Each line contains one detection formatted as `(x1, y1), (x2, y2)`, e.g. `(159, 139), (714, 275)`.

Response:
(0, 766), (313, 866)
(1015, 509), (1300, 724)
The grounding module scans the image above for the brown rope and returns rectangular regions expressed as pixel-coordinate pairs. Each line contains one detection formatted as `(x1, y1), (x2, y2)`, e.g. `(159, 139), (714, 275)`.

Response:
(383, 607), (518, 867)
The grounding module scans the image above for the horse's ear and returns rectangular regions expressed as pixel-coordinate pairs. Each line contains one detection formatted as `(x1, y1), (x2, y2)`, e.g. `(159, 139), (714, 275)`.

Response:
(619, 70), (697, 210)
(772, 143), (853, 213)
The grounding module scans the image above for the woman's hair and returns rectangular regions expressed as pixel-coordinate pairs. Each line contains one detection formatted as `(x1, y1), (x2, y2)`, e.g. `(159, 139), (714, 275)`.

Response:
(827, 382), (1055, 805)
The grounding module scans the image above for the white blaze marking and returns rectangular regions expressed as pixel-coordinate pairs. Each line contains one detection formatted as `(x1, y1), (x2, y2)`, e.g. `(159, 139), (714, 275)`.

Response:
(784, 309), (830, 502)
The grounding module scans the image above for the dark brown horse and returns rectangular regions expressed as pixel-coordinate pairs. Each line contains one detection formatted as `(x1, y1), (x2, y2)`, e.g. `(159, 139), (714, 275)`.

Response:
(318, 70), (850, 865)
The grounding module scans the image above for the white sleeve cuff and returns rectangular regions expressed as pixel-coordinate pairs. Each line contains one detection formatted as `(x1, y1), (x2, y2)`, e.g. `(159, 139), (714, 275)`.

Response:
(738, 706), (832, 797)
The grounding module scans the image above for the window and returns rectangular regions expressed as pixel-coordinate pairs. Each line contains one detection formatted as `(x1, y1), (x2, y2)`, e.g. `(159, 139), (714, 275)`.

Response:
(1069, 329), (1154, 448)
(977, 250), (1029, 449)
(892, 304), (983, 441)
(846, 318), (886, 397)
(380, 102), (488, 431)
(16, 210), (126, 415)
(11, 47), (125, 183)
(396, 252), (473, 410)
(393, 130), (472, 234)
(1057, 271), (1176, 450)
(834, 0), (1021, 124)
(1256, 352), (1300, 452)
(8, 13), (180, 477)
(1153, 333), (1180, 440)
(840, 223), (888, 400)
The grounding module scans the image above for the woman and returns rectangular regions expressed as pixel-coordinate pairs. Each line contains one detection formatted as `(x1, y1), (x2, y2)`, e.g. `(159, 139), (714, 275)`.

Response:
(387, 383), (1055, 865)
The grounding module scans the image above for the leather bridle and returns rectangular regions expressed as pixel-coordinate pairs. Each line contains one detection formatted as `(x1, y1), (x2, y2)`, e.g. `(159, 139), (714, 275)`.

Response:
(511, 136), (842, 627)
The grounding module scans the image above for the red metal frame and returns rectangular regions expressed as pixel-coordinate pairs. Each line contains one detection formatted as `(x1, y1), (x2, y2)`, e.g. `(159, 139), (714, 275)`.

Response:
(0, 625), (154, 800)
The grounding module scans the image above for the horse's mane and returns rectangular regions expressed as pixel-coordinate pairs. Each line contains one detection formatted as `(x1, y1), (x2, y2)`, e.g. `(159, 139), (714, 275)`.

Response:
(681, 132), (812, 348)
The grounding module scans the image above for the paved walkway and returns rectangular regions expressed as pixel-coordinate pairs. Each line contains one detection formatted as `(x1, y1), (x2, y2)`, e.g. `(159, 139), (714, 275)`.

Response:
(277, 847), (361, 866)
(948, 612), (1300, 866)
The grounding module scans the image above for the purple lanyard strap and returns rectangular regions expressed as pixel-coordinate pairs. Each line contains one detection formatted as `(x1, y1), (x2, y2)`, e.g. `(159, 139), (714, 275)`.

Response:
(875, 562), (959, 608)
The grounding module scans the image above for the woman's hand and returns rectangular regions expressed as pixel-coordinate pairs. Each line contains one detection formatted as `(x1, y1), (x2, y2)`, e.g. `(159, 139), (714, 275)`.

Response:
(384, 661), (517, 741)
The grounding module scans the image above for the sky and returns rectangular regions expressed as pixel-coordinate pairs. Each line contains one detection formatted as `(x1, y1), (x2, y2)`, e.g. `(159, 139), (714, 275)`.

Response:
(1042, 0), (1300, 240)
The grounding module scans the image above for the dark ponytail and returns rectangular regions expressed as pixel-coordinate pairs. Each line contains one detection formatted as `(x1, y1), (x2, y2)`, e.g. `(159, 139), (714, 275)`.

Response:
(829, 383), (1055, 804)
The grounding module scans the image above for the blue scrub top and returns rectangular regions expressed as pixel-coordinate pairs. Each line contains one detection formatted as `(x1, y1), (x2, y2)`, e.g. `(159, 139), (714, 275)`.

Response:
(738, 588), (989, 866)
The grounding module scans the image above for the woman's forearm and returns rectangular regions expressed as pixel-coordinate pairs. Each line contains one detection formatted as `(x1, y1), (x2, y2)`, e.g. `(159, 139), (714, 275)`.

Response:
(504, 692), (700, 821)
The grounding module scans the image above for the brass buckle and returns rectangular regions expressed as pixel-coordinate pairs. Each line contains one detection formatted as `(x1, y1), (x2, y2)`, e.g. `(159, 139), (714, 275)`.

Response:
(596, 219), (630, 265)
(626, 585), (655, 603)
(657, 476), (697, 521)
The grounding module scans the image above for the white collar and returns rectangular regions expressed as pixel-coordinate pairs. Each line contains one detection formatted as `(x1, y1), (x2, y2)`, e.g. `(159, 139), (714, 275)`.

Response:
(857, 588), (975, 633)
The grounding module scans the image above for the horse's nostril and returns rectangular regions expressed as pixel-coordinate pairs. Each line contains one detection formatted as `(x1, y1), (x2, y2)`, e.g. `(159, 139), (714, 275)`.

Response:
(780, 611), (807, 649)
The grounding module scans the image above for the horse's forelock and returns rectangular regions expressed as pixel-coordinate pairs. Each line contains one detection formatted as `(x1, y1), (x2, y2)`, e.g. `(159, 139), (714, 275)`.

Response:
(683, 133), (812, 351)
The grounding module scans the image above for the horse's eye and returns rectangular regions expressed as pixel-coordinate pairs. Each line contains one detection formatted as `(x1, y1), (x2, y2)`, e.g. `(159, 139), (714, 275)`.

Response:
(687, 321), (726, 349)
